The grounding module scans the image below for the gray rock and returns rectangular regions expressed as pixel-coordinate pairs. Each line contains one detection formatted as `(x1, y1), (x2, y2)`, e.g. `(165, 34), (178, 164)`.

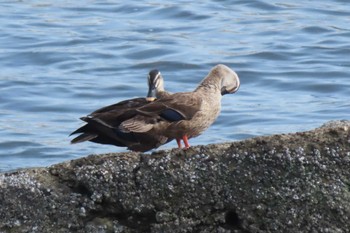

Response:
(1, 120), (350, 233)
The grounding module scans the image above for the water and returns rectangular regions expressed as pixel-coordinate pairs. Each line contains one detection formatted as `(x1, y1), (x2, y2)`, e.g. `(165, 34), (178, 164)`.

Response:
(0, 0), (349, 172)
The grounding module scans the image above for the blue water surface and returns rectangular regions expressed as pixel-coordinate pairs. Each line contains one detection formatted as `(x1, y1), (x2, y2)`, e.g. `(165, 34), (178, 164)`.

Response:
(0, 0), (349, 171)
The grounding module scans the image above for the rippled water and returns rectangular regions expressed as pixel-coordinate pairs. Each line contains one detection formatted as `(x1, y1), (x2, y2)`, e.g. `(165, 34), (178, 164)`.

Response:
(1, 0), (349, 171)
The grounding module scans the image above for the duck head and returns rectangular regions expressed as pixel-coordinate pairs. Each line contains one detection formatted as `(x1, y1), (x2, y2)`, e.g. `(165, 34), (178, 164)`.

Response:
(216, 64), (240, 95)
(146, 69), (165, 101)
(196, 64), (240, 95)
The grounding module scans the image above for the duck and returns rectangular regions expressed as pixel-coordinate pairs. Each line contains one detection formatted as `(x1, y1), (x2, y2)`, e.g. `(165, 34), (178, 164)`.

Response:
(119, 64), (240, 149)
(147, 69), (171, 99)
(70, 69), (170, 152)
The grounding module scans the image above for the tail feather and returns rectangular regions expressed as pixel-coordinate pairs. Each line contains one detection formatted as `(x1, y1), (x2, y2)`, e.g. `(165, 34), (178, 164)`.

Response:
(71, 133), (98, 144)
(70, 124), (89, 136)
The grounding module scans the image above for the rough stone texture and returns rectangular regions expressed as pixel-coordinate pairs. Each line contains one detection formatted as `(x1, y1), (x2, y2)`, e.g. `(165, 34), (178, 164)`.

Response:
(1, 120), (350, 233)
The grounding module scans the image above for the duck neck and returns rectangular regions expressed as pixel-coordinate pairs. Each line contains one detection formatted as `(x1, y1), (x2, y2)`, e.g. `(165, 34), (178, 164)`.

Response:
(194, 74), (221, 95)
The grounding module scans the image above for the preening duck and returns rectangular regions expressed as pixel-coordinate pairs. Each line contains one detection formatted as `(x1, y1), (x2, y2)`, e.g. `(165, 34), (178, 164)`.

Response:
(119, 64), (240, 149)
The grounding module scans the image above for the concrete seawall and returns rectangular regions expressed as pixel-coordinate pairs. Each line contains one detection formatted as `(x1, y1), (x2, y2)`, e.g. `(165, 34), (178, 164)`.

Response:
(1, 120), (349, 233)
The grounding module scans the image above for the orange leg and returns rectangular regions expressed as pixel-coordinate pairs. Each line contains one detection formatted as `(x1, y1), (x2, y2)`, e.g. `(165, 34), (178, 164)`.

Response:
(182, 135), (190, 149)
(176, 139), (182, 148)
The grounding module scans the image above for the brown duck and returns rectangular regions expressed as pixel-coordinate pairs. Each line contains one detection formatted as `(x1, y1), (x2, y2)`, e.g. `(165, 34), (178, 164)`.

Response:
(70, 69), (169, 152)
(119, 64), (240, 149)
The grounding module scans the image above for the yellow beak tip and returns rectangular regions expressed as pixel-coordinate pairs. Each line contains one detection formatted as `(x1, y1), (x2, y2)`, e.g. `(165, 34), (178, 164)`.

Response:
(146, 97), (156, 102)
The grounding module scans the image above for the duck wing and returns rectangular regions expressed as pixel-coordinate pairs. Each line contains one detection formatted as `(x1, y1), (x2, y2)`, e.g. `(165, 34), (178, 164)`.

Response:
(140, 92), (202, 120)
(70, 98), (169, 150)
(119, 93), (202, 133)
(70, 98), (148, 145)
(90, 97), (149, 115)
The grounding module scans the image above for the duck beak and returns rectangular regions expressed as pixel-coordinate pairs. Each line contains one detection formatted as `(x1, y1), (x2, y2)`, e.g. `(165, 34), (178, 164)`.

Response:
(221, 84), (240, 95)
(221, 87), (229, 95)
(147, 86), (157, 101)
(146, 97), (156, 102)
